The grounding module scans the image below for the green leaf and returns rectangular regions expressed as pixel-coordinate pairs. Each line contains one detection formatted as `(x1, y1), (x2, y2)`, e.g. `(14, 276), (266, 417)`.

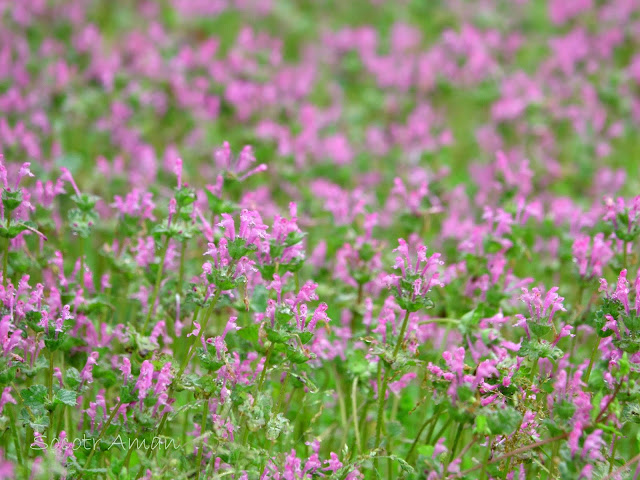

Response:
(554, 400), (576, 421)
(519, 339), (562, 360)
(54, 388), (78, 406)
(251, 284), (269, 313)
(488, 407), (522, 435)
(25, 411), (50, 432)
(417, 445), (435, 457)
(2, 189), (23, 211)
(119, 383), (139, 404)
(21, 385), (47, 409)
(285, 345), (311, 364)
(622, 403), (640, 424)
(64, 368), (82, 389)
(237, 324), (259, 343)
(595, 423), (624, 436)
(386, 454), (414, 473)
(619, 352), (630, 377)
(346, 350), (370, 377)
(474, 414), (490, 435)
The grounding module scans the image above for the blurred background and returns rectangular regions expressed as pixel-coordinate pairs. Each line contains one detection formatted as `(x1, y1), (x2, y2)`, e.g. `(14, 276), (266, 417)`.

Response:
(1, 0), (639, 203)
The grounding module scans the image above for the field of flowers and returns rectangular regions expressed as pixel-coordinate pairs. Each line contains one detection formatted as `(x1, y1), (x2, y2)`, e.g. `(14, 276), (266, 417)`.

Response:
(2, 0), (640, 478)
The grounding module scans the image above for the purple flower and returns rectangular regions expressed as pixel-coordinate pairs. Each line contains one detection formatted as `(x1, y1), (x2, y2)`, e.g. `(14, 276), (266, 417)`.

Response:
(0, 387), (16, 415)
(154, 362), (173, 396)
(80, 351), (99, 384)
(135, 360), (154, 401)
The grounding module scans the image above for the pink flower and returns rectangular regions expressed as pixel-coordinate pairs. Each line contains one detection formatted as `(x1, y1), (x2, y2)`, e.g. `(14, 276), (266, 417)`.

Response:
(135, 360), (154, 401)
(80, 352), (100, 384)
(0, 387), (16, 415)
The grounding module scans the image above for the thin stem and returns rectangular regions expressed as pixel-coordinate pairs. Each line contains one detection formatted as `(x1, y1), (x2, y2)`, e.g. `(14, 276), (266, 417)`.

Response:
(393, 310), (411, 358)
(178, 291), (221, 378)
(454, 433), (568, 477)
(356, 399), (372, 455)
(456, 435), (478, 462)
(48, 350), (55, 440)
(195, 398), (209, 480)
(142, 235), (171, 332)
(550, 439), (561, 477)
(7, 405), (22, 465)
(530, 358), (538, 384)
(333, 366), (348, 452)
(405, 415), (436, 462)
(79, 236), (85, 291)
(156, 292), (221, 438)
(81, 399), (123, 475)
(179, 241), (186, 293)
(417, 318), (459, 326)
(256, 345), (273, 393)
(596, 379), (624, 423)
(351, 377), (361, 454)
(375, 310), (411, 456)
(123, 426), (143, 470)
(374, 370), (387, 459)
(275, 372), (290, 413)
(584, 337), (602, 384)
(430, 417), (452, 446)
(609, 436), (618, 475)
(603, 451), (640, 480)
(3, 210), (10, 287)
(424, 404), (443, 444)
(480, 436), (492, 480)
(447, 422), (464, 466)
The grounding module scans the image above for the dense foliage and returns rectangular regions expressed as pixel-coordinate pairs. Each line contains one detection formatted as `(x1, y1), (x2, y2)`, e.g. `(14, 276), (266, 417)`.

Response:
(1, 0), (640, 479)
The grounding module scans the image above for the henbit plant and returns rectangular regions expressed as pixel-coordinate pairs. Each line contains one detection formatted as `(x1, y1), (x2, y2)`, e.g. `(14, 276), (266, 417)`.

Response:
(2, 1), (640, 479)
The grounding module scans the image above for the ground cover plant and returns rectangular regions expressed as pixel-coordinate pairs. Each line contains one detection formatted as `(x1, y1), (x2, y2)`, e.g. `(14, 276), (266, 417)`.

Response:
(2, 0), (640, 478)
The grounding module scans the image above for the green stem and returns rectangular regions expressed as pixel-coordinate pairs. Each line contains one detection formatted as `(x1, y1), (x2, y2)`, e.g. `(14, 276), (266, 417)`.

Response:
(357, 399), (372, 452)
(181, 306), (200, 358)
(156, 292), (221, 439)
(375, 310), (411, 457)
(424, 404), (442, 444)
(456, 433), (568, 477)
(179, 241), (186, 293)
(584, 337), (602, 384)
(529, 358), (538, 385)
(417, 317), (459, 326)
(123, 426), (142, 471)
(550, 439), (561, 476)
(66, 393), (73, 437)
(275, 372), (290, 414)
(81, 398), (123, 475)
(79, 236), (85, 291)
(480, 436), (492, 480)
(393, 310), (411, 358)
(195, 398), (209, 480)
(3, 210), (10, 287)
(56, 411), (72, 442)
(256, 345), (273, 393)
(178, 291), (221, 377)
(351, 377), (361, 454)
(447, 422), (464, 466)
(333, 366), (348, 453)
(142, 235), (171, 332)
(374, 365), (385, 471)
(603, 452), (640, 480)
(430, 417), (452, 445)
(7, 405), (22, 465)
(405, 415), (437, 462)
(48, 350), (55, 440)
